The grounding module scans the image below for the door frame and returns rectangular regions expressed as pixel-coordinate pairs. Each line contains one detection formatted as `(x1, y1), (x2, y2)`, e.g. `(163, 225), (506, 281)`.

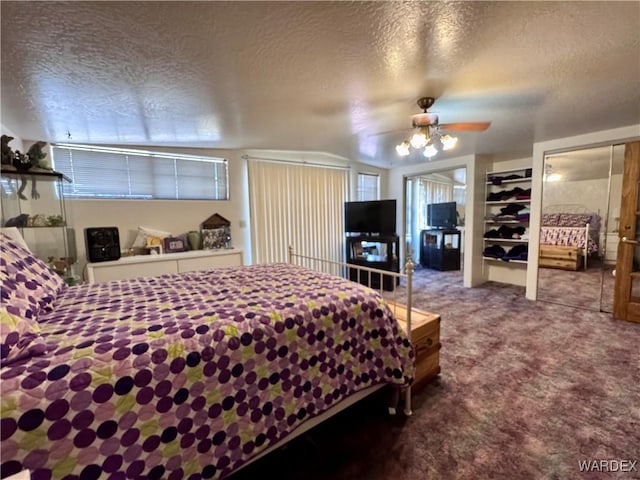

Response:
(613, 141), (640, 322)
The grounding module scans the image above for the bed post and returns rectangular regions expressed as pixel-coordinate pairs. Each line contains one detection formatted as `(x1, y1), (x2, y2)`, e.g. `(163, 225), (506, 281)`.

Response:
(404, 258), (414, 416)
(584, 223), (589, 270)
(288, 245), (293, 264)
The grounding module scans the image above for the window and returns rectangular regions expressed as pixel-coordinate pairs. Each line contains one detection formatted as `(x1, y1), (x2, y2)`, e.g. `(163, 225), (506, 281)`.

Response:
(52, 144), (228, 200)
(357, 173), (379, 201)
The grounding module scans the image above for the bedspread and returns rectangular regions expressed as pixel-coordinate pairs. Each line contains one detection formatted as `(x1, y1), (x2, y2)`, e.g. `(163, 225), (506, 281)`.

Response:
(0, 263), (414, 479)
(539, 226), (599, 254)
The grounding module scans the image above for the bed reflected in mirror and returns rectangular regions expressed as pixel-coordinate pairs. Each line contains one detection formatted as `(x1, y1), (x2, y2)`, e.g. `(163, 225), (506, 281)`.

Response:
(537, 145), (623, 312)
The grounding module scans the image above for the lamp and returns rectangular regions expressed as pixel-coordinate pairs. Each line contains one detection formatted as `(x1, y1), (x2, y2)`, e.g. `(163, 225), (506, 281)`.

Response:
(396, 126), (458, 159)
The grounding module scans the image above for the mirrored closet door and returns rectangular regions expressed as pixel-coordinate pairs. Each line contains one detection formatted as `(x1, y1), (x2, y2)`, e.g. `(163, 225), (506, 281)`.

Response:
(404, 169), (466, 277)
(538, 144), (624, 312)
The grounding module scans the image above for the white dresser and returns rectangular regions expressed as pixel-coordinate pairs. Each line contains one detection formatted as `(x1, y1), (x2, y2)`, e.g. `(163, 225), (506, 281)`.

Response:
(86, 249), (244, 283)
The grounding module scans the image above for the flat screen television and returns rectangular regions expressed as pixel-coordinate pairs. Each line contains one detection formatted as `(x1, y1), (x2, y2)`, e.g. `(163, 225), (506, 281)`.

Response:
(344, 199), (396, 234)
(427, 201), (457, 229)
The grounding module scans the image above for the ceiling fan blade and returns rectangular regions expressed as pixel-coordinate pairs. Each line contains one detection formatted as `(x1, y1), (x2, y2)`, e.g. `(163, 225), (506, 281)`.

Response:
(368, 127), (412, 137)
(439, 122), (491, 131)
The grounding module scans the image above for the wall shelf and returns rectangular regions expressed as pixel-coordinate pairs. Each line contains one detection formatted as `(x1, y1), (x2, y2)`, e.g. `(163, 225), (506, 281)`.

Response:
(483, 166), (532, 266)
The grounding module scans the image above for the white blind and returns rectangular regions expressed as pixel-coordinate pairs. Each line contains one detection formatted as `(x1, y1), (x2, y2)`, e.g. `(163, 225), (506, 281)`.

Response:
(357, 173), (379, 200)
(52, 144), (228, 200)
(248, 160), (349, 266)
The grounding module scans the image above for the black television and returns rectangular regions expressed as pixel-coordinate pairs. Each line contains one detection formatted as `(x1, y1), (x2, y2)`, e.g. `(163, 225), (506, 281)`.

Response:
(344, 199), (396, 234)
(427, 201), (457, 229)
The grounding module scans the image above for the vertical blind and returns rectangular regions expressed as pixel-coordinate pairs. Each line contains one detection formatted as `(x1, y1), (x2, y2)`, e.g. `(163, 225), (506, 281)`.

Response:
(52, 144), (228, 200)
(357, 173), (380, 200)
(248, 160), (349, 267)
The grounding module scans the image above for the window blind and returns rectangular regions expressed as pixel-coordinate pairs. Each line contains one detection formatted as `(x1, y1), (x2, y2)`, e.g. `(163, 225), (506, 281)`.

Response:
(357, 173), (379, 201)
(51, 144), (228, 200)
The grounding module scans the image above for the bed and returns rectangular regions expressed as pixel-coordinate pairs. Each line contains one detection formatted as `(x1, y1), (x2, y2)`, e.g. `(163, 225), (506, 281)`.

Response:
(0, 234), (416, 480)
(539, 205), (601, 269)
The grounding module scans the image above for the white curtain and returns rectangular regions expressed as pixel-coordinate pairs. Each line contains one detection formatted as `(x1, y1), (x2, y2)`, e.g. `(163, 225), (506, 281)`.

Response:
(247, 160), (349, 266)
(407, 177), (454, 263)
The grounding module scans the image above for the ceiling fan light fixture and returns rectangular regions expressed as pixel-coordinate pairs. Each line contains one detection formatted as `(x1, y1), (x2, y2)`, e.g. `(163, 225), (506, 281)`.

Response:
(423, 141), (438, 158)
(441, 134), (458, 151)
(409, 129), (429, 149)
(393, 96), (490, 159)
(395, 141), (411, 156)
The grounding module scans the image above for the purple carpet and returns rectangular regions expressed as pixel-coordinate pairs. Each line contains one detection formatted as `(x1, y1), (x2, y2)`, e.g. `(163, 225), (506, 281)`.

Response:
(230, 267), (640, 479)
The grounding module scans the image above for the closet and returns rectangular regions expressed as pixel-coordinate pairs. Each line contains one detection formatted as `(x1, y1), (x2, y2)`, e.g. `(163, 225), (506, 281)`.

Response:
(537, 144), (624, 312)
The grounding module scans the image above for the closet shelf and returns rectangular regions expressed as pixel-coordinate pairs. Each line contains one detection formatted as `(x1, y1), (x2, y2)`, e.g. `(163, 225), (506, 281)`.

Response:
(484, 220), (529, 224)
(483, 238), (529, 243)
(482, 256), (528, 264)
(485, 178), (532, 185)
(485, 199), (531, 205)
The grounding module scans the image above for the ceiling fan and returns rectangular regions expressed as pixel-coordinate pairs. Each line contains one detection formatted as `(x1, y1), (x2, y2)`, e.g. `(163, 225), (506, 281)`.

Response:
(393, 96), (491, 158)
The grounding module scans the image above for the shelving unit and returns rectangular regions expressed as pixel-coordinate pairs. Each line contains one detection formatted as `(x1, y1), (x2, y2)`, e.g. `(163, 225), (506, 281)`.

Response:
(420, 229), (461, 271)
(483, 167), (532, 264)
(345, 234), (399, 291)
(1, 167), (75, 278)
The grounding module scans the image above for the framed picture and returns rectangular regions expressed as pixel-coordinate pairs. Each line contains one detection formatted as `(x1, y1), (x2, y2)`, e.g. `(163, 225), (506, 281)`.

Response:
(163, 236), (187, 253)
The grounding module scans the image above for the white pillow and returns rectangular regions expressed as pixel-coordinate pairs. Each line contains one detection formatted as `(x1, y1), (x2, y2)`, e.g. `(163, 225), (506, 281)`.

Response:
(0, 227), (31, 251)
(131, 226), (173, 248)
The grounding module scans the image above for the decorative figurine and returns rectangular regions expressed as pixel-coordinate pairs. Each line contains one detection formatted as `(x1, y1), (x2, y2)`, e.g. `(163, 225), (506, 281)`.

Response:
(27, 141), (50, 169)
(1, 135), (14, 165)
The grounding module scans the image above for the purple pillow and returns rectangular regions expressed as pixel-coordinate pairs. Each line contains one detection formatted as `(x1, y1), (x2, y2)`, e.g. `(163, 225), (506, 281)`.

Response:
(557, 213), (593, 227)
(1, 233), (66, 364)
(1, 233), (66, 314)
(541, 213), (560, 226)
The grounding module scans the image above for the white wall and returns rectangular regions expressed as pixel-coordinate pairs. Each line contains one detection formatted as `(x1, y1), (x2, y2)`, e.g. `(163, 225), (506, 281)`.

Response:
(54, 147), (247, 272)
(543, 178), (609, 216)
(9, 142), (389, 271)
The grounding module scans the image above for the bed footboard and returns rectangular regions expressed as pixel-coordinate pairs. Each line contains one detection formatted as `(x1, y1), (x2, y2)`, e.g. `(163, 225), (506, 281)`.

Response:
(288, 246), (415, 416)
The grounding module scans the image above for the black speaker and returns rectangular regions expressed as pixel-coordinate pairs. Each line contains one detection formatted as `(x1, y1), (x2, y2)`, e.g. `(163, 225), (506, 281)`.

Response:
(85, 227), (121, 263)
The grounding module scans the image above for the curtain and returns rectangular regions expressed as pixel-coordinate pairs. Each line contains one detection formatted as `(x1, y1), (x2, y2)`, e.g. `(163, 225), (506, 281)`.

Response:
(247, 160), (349, 268)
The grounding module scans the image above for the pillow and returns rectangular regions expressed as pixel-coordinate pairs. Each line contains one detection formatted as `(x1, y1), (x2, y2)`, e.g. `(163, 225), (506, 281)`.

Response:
(0, 227), (30, 251)
(541, 213), (560, 226)
(1, 233), (66, 314)
(557, 213), (593, 227)
(131, 226), (173, 249)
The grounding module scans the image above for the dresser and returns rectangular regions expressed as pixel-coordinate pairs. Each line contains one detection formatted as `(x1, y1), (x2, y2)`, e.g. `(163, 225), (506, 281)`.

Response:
(86, 249), (244, 283)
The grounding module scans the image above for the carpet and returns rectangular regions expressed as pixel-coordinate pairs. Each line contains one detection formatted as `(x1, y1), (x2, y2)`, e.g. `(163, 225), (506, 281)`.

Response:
(229, 267), (640, 480)
(537, 260), (616, 313)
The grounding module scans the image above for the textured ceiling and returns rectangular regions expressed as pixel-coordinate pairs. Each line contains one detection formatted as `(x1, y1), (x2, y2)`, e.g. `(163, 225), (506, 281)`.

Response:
(1, 1), (639, 168)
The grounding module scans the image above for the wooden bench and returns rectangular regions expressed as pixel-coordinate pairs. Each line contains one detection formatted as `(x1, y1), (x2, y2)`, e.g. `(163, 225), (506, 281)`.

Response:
(539, 244), (581, 270)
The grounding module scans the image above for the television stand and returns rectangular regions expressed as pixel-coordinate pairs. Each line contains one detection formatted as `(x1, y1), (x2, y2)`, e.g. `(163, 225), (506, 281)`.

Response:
(420, 229), (461, 271)
(346, 234), (399, 290)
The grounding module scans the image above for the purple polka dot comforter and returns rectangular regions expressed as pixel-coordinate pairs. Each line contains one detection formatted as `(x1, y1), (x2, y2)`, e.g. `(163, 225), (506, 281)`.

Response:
(1, 263), (414, 479)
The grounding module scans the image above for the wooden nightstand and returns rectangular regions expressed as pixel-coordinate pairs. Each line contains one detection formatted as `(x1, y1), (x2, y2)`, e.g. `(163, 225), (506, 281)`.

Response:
(387, 300), (441, 392)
